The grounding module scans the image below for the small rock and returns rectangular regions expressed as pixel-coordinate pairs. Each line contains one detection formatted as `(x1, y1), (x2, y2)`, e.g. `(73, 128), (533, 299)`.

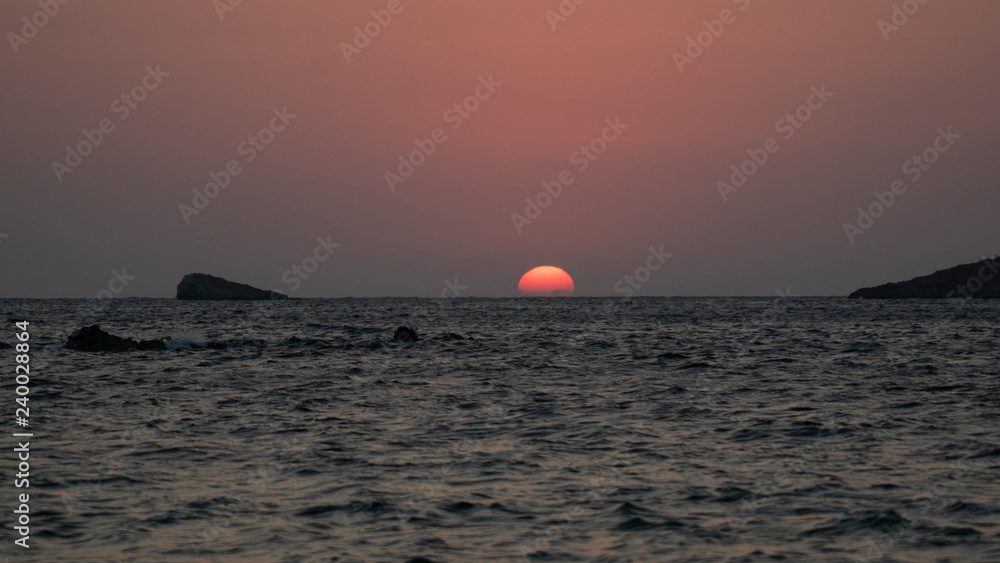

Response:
(393, 326), (419, 342)
(434, 333), (465, 341)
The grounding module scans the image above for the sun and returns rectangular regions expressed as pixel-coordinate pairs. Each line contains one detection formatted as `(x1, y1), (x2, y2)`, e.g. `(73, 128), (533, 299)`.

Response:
(518, 266), (575, 296)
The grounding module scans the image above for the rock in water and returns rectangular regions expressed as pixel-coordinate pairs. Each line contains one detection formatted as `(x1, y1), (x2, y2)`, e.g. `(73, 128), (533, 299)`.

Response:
(176, 273), (288, 301)
(0, 342), (11, 349)
(849, 257), (1000, 299)
(434, 333), (465, 341)
(393, 326), (419, 342)
(66, 325), (166, 352)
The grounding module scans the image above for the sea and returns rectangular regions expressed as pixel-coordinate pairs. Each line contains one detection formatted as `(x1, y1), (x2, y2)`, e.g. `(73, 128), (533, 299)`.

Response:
(0, 297), (998, 562)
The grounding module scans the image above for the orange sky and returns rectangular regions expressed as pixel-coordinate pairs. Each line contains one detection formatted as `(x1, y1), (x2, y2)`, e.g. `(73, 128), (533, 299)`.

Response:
(2, 1), (999, 296)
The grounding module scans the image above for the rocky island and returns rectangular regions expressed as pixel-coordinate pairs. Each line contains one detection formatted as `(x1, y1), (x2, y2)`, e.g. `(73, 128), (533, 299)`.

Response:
(849, 257), (999, 299)
(176, 273), (288, 301)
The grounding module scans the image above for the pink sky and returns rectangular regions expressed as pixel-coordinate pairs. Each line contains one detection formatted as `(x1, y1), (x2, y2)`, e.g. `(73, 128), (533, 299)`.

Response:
(1, 0), (998, 297)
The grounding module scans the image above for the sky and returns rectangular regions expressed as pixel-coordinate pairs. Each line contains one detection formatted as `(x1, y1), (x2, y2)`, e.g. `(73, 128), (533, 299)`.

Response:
(1, 0), (998, 298)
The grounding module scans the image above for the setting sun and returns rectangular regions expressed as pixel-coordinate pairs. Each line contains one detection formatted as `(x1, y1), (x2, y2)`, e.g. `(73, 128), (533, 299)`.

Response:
(518, 266), (575, 296)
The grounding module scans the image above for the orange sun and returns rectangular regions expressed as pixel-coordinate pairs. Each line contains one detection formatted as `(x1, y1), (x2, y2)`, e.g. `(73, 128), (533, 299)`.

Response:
(518, 266), (575, 296)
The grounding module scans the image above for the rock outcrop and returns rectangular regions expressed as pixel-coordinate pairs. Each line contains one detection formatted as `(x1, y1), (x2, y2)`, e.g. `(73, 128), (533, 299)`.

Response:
(849, 257), (1000, 299)
(393, 326), (419, 342)
(66, 325), (166, 352)
(177, 273), (288, 301)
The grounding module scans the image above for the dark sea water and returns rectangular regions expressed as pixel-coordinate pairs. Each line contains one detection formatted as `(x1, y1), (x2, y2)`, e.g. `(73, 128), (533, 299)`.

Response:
(1, 297), (998, 562)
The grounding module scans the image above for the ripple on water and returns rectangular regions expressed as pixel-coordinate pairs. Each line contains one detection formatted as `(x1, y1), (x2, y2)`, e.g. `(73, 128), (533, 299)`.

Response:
(3, 297), (998, 561)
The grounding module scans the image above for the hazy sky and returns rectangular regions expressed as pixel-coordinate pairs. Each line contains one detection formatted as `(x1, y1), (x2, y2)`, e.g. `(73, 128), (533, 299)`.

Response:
(1, 0), (998, 297)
